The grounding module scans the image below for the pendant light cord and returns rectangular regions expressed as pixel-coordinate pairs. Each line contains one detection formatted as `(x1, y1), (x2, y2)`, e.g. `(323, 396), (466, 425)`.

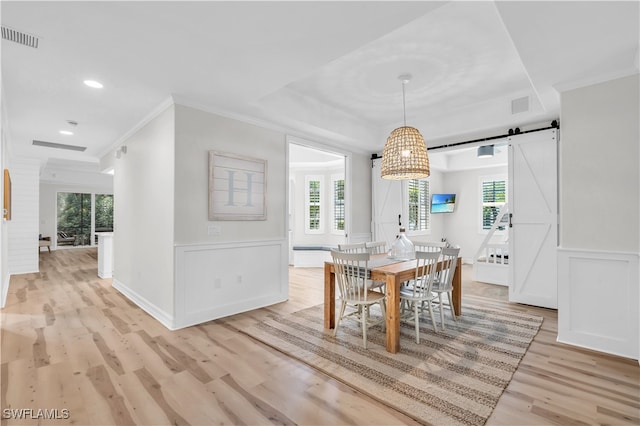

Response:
(402, 80), (407, 127)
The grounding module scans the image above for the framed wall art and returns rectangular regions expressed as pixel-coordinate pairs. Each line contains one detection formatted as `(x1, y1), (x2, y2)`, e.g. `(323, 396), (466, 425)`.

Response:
(3, 169), (11, 221)
(208, 151), (267, 221)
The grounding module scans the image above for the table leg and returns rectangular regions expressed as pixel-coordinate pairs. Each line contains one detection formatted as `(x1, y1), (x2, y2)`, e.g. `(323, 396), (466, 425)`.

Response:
(324, 262), (335, 329)
(385, 275), (400, 353)
(452, 257), (462, 316)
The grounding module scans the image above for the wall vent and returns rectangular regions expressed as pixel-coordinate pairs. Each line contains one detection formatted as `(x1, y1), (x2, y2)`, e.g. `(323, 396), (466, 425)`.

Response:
(33, 140), (87, 152)
(1, 26), (39, 48)
(511, 96), (529, 114)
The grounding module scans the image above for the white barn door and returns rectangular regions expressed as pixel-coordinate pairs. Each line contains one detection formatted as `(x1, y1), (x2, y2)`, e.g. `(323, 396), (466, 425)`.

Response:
(508, 129), (558, 309)
(371, 158), (403, 247)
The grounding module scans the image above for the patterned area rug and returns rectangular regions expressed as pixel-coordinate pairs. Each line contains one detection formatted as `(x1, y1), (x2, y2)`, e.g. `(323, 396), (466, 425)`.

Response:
(241, 303), (543, 426)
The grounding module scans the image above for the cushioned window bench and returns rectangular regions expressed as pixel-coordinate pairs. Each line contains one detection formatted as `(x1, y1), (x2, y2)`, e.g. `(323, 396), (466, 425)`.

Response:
(291, 245), (337, 268)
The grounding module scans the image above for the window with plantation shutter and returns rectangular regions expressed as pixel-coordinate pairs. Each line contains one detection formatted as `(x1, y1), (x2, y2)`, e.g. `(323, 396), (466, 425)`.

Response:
(332, 177), (345, 233)
(481, 178), (507, 231)
(408, 179), (429, 231)
(305, 176), (323, 233)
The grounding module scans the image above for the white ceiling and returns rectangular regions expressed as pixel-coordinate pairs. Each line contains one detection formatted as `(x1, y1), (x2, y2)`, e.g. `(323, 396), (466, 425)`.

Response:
(2, 1), (638, 177)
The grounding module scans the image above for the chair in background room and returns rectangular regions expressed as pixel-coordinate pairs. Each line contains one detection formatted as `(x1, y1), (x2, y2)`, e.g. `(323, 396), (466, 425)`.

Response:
(430, 247), (461, 329)
(365, 241), (388, 255)
(399, 250), (441, 342)
(411, 239), (447, 255)
(337, 242), (367, 253)
(331, 250), (386, 349)
(57, 232), (77, 246)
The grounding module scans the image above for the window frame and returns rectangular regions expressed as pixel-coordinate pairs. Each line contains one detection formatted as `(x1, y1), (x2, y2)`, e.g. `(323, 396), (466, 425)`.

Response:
(304, 175), (324, 234)
(406, 178), (431, 236)
(479, 174), (508, 234)
(330, 174), (345, 235)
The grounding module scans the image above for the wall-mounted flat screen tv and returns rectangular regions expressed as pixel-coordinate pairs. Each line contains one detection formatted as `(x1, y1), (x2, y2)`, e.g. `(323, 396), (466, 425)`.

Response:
(431, 193), (456, 213)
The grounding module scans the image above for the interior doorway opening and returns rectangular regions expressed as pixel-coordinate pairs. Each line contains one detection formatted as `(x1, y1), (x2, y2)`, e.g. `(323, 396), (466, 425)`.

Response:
(288, 141), (347, 268)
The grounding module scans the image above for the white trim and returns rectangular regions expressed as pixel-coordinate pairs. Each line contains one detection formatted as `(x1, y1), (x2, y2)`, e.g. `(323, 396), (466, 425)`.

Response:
(1, 272), (10, 308)
(177, 97), (372, 155)
(98, 96), (174, 158)
(112, 278), (175, 330)
(557, 247), (639, 360)
(553, 68), (639, 94)
(174, 239), (288, 329)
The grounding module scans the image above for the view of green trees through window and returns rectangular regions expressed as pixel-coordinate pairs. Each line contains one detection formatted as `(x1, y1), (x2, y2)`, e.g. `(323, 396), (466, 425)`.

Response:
(57, 193), (113, 246)
(95, 194), (114, 232)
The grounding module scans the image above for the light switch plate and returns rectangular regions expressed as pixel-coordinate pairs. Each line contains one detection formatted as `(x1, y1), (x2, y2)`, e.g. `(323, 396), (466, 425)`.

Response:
(208, 225), (221, 236)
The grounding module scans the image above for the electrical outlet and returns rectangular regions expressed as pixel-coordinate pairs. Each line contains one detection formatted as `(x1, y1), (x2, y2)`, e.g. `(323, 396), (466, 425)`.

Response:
(214, 278), (221, 289)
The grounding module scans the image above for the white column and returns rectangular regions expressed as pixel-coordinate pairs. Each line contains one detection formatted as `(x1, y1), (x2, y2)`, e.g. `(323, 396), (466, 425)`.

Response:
(96, 232), (114, 279)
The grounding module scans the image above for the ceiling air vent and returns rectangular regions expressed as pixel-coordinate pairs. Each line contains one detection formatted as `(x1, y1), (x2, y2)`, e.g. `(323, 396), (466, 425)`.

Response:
(33, 140), (87, 152)
(511, 96), (529, 114)
(1, 25), (39, 48)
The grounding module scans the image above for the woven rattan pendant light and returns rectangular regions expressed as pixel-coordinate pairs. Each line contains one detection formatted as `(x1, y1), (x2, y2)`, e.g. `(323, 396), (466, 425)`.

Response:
(381, 75), (430, 180)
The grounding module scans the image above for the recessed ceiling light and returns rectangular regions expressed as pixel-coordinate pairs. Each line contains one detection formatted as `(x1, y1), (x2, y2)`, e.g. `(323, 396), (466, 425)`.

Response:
(83, 80), (103, 89)
(59, 130), (74, 135)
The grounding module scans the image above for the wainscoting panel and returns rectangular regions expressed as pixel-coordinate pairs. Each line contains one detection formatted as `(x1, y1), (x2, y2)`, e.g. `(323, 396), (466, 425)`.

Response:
(174, 239), (288, 329)
(558, 248), (639, 359)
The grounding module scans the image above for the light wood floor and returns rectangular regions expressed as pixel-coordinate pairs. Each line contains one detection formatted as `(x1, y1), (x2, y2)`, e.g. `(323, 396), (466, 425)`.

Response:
(1, 248), (638, 425)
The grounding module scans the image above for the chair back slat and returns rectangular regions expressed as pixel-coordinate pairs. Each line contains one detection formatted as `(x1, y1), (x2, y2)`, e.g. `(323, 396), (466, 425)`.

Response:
(407, 251), (441, 298)
(337, 242), (367, 253)
(411, 240), (447, 253)
(331, 250), (371, 301)
(435, 247), (460, 292)
(365, 241), (388, 255)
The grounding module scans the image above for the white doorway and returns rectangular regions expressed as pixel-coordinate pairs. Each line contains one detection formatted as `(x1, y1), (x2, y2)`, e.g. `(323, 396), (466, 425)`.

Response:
(288, 141), (348, 267)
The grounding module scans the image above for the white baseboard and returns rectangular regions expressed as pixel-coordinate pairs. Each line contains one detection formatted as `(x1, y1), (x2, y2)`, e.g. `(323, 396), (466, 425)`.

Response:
(112, 278), (176, 330)
(0, 273), (10, 308)
(558, 248), (639, 360)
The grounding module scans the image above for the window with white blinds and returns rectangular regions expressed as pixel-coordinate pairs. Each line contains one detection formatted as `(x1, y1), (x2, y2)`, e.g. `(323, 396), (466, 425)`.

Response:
(305, 176), (322, 233)
(482, 178), (507, 230)
(408, 179), (429, 231)
(332, 177), (345, 232)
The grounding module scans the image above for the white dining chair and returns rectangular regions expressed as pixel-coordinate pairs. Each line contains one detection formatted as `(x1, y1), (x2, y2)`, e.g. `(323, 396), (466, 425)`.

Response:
(339, 242), (385, 292)
(399, 250), (441, 343)
(337, 242), (367, 253)
(331, 250), (386, 349)
(365, 241), (388, 255)
(430, 247), (460, 329)
(411, 239), (447, 254)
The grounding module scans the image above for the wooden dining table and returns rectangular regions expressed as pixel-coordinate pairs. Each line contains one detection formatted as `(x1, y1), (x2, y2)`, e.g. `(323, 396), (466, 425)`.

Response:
(324, 254), (462, 353)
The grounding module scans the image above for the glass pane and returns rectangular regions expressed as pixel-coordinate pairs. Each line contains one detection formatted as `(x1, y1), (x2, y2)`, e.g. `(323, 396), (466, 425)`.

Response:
(333, 179), (344, 231)
(57, 192), (91, 246)
(95, 194), (114, 232)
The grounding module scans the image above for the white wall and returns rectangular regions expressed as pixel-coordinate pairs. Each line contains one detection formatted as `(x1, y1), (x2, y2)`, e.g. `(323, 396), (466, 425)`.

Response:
(560, 75), (639, 252)
(39, 182), (113, 248)
(172, 104), (288, 328)
(113, 104), (176, 321)
(439, 165), (508, 263)
(350, 153), (372, 241)
(7, 159), (40, 275)
(558, 74), (639, 360)
(0, 83), (8, 307)
(173, 104), (286, 244)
